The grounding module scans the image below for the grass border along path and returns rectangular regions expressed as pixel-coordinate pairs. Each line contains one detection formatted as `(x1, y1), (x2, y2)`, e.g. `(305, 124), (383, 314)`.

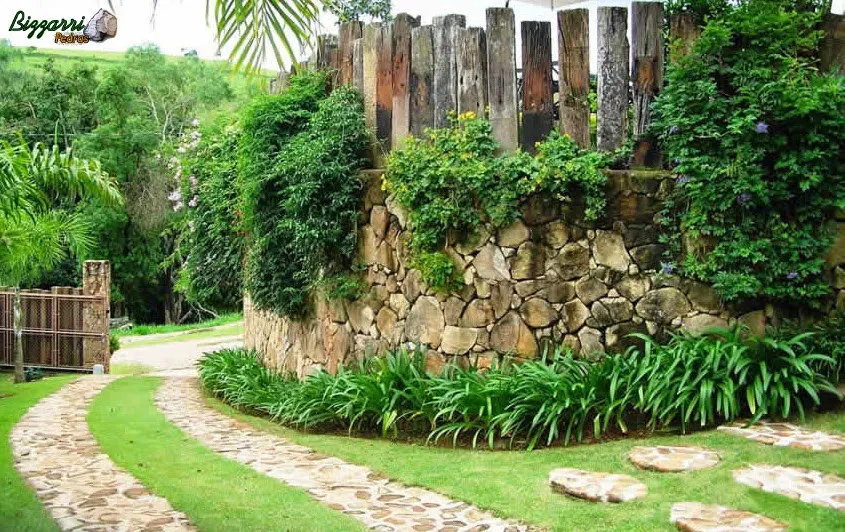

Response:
(88, 377), (360, 532)
(206, 393), (845, 532)
(1, 373), (76, 531)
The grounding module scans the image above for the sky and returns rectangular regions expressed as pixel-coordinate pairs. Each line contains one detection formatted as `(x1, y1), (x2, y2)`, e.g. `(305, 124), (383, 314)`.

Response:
(1, 0), (844, 73)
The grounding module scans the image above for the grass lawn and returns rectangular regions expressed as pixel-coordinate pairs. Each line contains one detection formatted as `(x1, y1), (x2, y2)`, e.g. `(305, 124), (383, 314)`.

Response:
(0, 373), (77, 531)
(118, 324), (244, 350)
(115, 313), (242, 338)
(88, 377), (361, 532)
(208, 394), (845, 532)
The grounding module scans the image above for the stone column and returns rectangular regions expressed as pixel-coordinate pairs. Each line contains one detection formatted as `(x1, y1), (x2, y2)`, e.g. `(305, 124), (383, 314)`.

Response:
(82, 260), (110, 372)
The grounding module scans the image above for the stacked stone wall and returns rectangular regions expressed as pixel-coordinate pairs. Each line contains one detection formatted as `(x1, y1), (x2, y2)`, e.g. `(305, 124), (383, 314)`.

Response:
(245, 170), (845, 377)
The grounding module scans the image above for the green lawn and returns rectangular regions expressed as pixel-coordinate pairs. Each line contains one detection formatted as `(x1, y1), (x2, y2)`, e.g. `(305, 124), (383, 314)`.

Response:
(119, 324), (243, 350)
(0, 373), (77, 532)
(115, 313), (242, 337)
(208, 395), (845, 532)
(88, 377), (361, 532)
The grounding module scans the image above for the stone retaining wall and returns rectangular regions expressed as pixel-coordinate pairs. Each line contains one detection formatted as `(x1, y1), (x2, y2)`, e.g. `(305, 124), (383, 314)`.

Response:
(245, 170), (845, 377)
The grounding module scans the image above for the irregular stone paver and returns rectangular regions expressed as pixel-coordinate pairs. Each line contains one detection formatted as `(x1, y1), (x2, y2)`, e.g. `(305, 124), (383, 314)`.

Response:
(156, 377), (528, 531)
(10, 376), (194, 531)
(733, 464), (845, 512)
(718, 421), (845, 452)
(670, 502), (787, 531)
(548, 468), (647, 503)
(629, 446), (720, 472)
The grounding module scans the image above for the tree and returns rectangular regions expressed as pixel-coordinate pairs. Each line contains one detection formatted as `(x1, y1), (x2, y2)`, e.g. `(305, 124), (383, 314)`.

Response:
(0, 138), (122, 383)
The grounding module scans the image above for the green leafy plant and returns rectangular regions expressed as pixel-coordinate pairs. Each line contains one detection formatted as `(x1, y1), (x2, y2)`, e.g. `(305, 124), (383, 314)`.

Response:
(324, 0), (391, 22)
(410, 251), (461, 293)
(652, 0), (845, 305)
(775, 311), (845, 383)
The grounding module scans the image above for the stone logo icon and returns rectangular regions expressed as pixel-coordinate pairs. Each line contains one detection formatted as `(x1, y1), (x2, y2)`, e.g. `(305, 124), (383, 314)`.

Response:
(83, 8), (117, 42)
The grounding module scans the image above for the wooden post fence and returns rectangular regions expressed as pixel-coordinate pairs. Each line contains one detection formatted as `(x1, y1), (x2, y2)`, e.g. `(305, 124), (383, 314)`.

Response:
(597, 6), (629, 152)
(409, 25), (435, 137)
(391, 14), (420, 147)
(457, 27), (489, 118)
(486, 7), (518, 152)
(339, 21), (363, 86)
(521, 21), (554, 154)
(558, 8), (590, 149)
(433, 15), (466, 128)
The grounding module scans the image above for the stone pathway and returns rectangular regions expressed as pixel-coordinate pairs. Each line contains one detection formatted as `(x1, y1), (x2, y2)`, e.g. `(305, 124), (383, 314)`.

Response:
(155, 377), (528, 532)
(548, 468), (647, 503)
(718, 421), (845, 452)
(10, 376), (194, 531)
(628, 446), (720, 473)
(669, 502), (787, 531)
(733, 464), (845, 512)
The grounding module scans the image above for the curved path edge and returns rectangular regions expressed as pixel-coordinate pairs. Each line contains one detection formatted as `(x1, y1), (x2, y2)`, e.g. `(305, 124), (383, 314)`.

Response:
(10, 376), (194, 531)
(156, 376), (530, 532)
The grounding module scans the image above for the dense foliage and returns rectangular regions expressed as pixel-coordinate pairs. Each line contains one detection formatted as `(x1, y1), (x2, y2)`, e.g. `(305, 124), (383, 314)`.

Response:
(776, 311), (845, 383)
(324, 0), (391, 22)
(243, 77), (369, 317)
(385, 113), (608, 289)
(199, 327), (839, 449)
(652, 0), (845, 305)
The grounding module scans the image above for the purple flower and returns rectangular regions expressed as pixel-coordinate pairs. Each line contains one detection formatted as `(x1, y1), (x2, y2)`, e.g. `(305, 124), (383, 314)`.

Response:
(737, 192), (752, 205)
(168, 190), (182, 203)
(786, 272), (798, 280)
(660, 262), (675, 275)
(755, 122), (769, 134)
(188, 195), (198, 208)
(669, 126), (679, 135)
(676, 175), (690, 185)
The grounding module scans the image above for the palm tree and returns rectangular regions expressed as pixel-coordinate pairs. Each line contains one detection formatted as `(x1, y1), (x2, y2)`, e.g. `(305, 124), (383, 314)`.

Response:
(0, 138), (122, 383)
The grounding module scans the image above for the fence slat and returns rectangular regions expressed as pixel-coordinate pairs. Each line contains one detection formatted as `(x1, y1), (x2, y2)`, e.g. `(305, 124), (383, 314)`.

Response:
(362, 24), (380, 133)
(558, 9), (590, 149)
(821, 13), (845, 74)
(353, 38), (364, 94)
(632, 2), (664, 149)
(458, 28), (489, 118)
(433, 15), (466, 128)
(391, 14), (421, 147)
(410, 25), (435, 137)
(486, 8), (518, 153)
(376, 24), (394, 150)
(521, 21), (553, 154)
(597, 7), (629, 152)
(339, 21), (363, 85)
(669, 13), (700, 61)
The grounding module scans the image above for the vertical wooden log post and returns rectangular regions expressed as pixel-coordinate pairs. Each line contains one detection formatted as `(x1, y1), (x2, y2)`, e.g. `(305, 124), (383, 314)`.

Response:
(558, 9), (590, 149)
(433, 15), (466, 128)
(820, 13), (845, 75)
(339, 21), (363, 85)
(317, 34), (338, 68)
(521, 21), (554, 154)
(353, 38), (364, 94)
(410, 25), (435, 137)
(669, 13), (700, 61)
(597, 7), (629, 152)
(458, 28), (489, 117)
(631, 2), (664, 166)
(362, 25), (379, 134)
(486, 8), (519, 152)
(376, 24), (394, 151)
(391, 14), (421, 147)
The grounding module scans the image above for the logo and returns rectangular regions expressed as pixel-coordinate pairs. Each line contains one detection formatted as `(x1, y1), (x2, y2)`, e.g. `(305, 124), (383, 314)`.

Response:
(8, 8), (117, 45)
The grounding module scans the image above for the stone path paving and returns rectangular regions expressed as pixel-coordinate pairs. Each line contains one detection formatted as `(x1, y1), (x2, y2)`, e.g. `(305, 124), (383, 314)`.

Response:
(718, 421), (845, 451)
(548, 468), (647, 503)
(10, 376), (194, 531)
(669, 502), (787, 532)
(733, 464), (845, 512)
(155, 377), (528, 532)
(628, 446), (720, 473)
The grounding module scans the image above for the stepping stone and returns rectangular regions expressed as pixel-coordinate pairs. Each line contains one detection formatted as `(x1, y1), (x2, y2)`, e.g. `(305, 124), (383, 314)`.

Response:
(670, 502), (787, 531)
(733, 464), (845, 512)
(718, 421), (845, 451)
(549, 468), (647, 503)
(629, 446), (720, 472)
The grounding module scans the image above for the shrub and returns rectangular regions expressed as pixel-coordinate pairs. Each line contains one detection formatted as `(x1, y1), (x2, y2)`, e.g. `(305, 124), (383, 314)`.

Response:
(244, 84), (369, 317)
(652, 0), (845, 305)
(776, 311), (845, 382)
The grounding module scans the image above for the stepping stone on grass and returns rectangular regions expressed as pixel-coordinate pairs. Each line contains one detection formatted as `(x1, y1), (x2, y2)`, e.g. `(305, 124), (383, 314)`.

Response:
(629, 446), (720, 472)
(718, 421), (845, 452)
(733, 464), (845, 512)
(549, 468), (647, 503)
(670, 502), (787, 531)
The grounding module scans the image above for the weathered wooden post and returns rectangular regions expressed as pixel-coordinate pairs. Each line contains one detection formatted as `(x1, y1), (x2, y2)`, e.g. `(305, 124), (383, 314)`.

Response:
(558, 9), (590, 149)
(521, 21), (554, 153)
(820, 13), (844, 75)
(458, 28), (489, 117)
(316, 34), (338, 69)
(631, 2), (664, 166)
(410, 25), (435, 137)
(669, 13), (700, 61)
(597, 7), (629, 152)
(486, 8), (518, 152)
(82, 260), (110, 372)
(391, 13), (421, 147)
(376, 24), (394, 151)
(362, 24), (380, 133)
(339, 21), (363, 85)
(433, 15), (466, 128)
(353, 38), (364, 93)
